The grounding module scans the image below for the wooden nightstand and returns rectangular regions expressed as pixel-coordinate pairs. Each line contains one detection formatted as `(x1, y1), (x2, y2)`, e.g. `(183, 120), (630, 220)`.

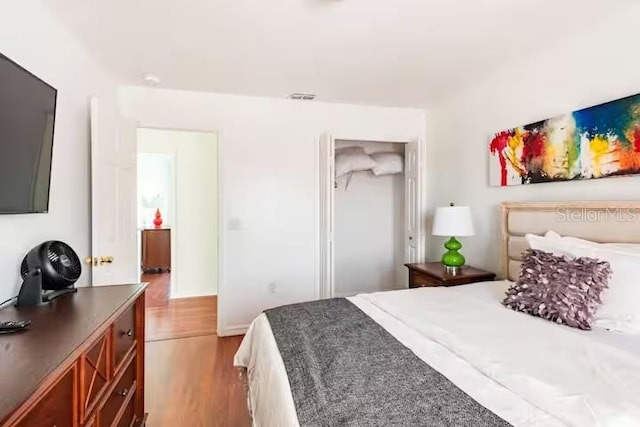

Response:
(405, 262), (496, 288)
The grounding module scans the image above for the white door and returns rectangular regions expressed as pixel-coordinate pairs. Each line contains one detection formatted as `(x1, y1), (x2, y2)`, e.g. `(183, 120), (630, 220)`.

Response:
(318, 134), (335, 299)
(89, 97), (139, 285)
(404, 139), (424, 263)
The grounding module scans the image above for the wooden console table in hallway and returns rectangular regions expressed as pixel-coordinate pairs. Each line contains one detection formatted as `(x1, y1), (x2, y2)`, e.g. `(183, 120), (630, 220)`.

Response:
(141, 228), (171, 273)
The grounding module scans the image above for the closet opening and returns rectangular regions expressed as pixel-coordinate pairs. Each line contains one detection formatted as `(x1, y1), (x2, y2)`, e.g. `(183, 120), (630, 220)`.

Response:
(319, 135), (425, 299)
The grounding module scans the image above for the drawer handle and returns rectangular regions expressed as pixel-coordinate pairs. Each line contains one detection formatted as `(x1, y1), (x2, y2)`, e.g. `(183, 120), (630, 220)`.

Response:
(120, 329), (133, 337)
(115, 388), (128, 397)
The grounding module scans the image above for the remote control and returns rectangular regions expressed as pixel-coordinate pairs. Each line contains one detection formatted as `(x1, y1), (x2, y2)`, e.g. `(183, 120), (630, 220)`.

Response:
(0, 320), (31, 333)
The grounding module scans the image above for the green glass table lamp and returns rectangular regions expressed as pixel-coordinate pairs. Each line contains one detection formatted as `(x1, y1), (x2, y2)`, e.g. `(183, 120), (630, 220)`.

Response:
(431, 203), (475, 270)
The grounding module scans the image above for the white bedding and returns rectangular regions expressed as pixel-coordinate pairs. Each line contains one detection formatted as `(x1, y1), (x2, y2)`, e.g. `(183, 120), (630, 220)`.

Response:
(234, 281), (640, 426)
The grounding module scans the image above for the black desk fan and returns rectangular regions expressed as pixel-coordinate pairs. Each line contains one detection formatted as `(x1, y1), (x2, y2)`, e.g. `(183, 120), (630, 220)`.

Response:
(17, 241), (82, 307)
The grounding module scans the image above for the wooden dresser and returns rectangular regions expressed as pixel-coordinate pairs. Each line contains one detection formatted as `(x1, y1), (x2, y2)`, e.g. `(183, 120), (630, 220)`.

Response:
(141, 229), (171, 273)
(0, 284), (147, 427)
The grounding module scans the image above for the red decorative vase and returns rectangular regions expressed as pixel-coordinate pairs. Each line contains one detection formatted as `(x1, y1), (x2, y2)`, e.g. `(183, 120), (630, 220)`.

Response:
(153, 208), (163, 229)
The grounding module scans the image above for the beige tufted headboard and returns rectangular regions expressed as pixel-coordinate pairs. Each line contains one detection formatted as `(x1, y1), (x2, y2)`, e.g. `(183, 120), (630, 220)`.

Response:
(500, 201), (640, 281)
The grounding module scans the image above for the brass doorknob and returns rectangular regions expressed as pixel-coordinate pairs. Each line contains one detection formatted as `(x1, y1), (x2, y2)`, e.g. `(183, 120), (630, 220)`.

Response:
(84, 256), (114, 266)
(99, 256), (114, 265)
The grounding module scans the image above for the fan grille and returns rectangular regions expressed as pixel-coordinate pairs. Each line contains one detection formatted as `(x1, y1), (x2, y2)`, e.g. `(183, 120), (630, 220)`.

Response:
(21, 240), (82, 290)
(47, 241), (81, 280)
(20, 258), (28, 278)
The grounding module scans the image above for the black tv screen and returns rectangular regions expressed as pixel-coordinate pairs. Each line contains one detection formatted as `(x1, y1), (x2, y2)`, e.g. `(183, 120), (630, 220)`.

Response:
(0, 53), (56, 214)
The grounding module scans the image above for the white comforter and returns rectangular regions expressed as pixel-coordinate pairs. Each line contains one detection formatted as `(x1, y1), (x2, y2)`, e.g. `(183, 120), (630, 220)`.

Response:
(234, 281), (640, 427)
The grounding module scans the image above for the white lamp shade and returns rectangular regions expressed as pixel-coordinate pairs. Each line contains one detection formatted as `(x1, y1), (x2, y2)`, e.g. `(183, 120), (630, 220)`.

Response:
(432, 206), (475, 237)
(142, 194), (165, 209)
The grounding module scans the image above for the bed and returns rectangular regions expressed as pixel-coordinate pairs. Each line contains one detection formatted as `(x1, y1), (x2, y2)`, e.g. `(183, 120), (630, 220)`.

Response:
(234, 201), (640, 426)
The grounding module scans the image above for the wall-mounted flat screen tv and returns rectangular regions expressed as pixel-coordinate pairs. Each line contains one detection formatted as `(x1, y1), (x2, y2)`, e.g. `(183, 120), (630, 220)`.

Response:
(0, 53), (57, 214)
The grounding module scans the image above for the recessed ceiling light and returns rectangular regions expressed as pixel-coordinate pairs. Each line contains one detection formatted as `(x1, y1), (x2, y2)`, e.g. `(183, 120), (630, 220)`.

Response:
(289, 93), (316, 101)
(143, 73), (162, 86)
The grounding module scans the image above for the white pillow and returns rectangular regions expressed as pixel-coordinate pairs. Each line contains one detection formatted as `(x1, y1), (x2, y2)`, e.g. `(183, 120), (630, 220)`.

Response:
(370, 152), (404, 176)
(335, 147), (376, 178)
(544, 230), (640, 253)
(526, 233), (640, 333)
(526, 233), (581, 257)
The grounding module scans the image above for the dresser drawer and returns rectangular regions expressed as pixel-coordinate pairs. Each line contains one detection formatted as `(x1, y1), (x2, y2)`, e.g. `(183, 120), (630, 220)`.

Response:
(15, 366), (76, 427)
(113, 305), (137, 371)
(81, 333), (110, 420)
(100, 359), (136, 427)
(116, 393), (136, 427)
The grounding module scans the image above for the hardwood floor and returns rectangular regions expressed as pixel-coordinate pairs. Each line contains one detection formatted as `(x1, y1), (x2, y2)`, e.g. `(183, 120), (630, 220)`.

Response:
(143, 273), (218, 342)
(145, 334), (251, 427)
(146, 296), (218, 342)
(143, 272), (171, 308)
(142, 273), (251, 426)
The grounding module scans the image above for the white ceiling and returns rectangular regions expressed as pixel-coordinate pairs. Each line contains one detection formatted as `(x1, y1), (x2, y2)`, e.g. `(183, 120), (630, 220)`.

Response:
(48, 0), (632, 107)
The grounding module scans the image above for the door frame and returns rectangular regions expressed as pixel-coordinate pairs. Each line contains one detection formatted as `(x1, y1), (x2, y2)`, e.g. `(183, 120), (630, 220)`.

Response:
(133, 125), (225, 333)
(317, 134), (426, 299)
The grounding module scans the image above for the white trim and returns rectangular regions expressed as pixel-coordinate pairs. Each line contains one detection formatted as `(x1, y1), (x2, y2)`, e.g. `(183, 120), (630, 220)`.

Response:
(314, 136), (321, 301)
(218, 323), (249, 337)
(412, 137), (427, 263)
(168, 147), (178, 296)
(317, 134), (426, 299)
(169, 292), (218, 299)
(331, 133), (417, 144)
(215, 131), (227, 336)
(317, 133), (335, 300)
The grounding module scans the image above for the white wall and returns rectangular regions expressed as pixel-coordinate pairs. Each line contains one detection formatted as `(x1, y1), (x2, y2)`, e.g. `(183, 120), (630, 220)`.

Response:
(119, 87), (426, 334)
(426, 3), (640, 276)
(334, 141), (405, 297)
(138, 128), (218, 298)
(0, 1), (117, 302)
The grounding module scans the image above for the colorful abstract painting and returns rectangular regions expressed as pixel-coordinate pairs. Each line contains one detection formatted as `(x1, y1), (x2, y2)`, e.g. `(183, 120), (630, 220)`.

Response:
(489, 93), (640, 186)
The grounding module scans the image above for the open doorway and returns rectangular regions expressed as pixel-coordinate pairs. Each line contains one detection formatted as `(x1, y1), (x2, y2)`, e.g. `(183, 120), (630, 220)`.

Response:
(136, 128), (219, 341)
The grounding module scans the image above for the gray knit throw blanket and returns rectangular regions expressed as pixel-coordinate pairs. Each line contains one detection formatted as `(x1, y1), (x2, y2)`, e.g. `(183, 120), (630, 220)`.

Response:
(264, 298), (511, 427)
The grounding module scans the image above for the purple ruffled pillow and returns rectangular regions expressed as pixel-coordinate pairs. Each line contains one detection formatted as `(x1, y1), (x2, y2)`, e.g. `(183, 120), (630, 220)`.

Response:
(503, 249), (611, 330)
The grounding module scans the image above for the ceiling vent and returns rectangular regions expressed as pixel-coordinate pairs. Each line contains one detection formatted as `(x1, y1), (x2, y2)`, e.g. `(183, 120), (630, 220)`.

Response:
(289, 93), (316, 101)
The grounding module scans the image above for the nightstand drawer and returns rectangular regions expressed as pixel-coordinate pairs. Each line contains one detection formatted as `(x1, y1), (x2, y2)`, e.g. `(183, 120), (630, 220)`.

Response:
(405, 262), (496, 288)
(408, 270), (442, 288)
